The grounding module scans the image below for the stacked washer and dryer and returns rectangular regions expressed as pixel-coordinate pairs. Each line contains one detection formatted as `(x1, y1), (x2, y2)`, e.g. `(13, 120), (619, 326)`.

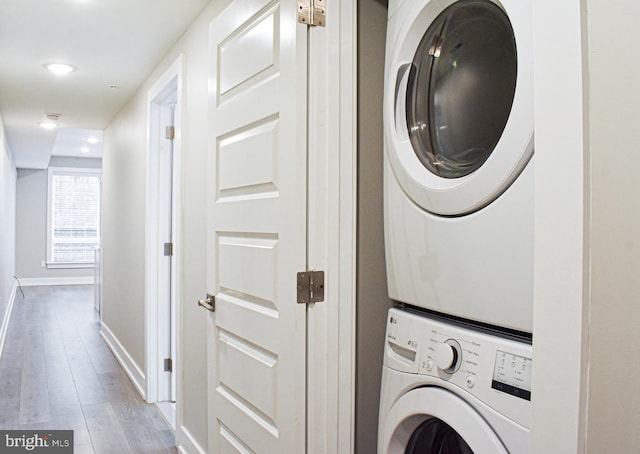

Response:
(379, 0), (534, 452)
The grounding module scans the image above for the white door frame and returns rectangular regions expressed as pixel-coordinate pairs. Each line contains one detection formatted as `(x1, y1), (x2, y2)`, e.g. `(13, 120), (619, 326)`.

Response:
(145, 55), (185, 426)
(306, 2), (357, 452)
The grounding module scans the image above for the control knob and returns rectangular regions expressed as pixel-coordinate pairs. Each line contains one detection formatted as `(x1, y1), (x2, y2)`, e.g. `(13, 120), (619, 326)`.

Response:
(436, 340), (461, 373)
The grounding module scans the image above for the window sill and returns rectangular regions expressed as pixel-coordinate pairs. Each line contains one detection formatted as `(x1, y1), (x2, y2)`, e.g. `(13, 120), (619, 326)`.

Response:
(47, 263), (96, 270)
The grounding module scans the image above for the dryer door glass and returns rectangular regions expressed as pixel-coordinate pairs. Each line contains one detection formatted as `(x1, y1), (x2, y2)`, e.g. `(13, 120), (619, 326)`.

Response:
(406, 0), (517, 179)
(405, 418), (473, 454)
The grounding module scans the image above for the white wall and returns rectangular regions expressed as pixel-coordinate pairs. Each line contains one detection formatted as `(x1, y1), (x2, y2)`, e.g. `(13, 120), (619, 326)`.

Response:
(0, 113), (17, 332)
(533, 0), (640, 451)
(15, 157), (101, 282)
(101, 1), (231, 450)
(585, 0), (640, 450)
(101, 85), (148, 377)
(531, 1), (589, 451)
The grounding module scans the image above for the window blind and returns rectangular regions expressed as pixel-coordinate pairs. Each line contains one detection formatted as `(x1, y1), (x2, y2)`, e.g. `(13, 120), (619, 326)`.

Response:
(49, 170), (101, 264)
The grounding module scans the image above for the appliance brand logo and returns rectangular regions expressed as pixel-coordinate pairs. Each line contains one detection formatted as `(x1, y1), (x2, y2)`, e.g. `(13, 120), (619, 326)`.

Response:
(0, 431), (73, 453)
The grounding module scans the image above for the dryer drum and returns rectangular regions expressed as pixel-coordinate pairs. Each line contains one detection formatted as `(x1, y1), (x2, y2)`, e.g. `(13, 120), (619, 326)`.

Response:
(406, 0), (518, 179)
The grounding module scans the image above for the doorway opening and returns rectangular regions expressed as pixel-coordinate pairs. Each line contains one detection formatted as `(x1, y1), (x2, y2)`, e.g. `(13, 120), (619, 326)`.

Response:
(145, 56), (184, 429)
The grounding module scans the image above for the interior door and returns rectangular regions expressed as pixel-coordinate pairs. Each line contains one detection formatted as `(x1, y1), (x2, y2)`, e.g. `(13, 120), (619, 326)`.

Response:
(206, 0), (307, 452)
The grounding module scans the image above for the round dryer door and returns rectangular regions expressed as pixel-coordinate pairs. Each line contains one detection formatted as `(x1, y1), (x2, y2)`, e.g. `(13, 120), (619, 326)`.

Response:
(385, 0), (533, 216)
(381, 387), (508, 454)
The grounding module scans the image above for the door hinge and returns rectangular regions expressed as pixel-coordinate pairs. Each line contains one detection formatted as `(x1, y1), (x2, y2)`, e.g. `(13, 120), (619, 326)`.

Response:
(165, 126), (175, 140)
(164, 242), (173, 256)
(164, 358), (173, 372)
(297, 0), (325, 27)
(297, 271), (325, 304)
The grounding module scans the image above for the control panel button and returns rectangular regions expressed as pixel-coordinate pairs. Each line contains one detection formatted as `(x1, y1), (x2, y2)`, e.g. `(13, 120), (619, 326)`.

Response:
(466, 375), (475, 388)
(425, 360), (433, 372)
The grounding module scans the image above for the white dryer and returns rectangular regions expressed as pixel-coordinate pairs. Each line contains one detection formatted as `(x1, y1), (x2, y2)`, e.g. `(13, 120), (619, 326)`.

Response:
(379, 308), (531, 453)
(384, 0), (534, 333)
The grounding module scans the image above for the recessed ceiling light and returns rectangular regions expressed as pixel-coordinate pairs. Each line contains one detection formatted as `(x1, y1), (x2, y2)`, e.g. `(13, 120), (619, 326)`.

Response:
(39, 122), (58, 130)
(81, 147), (90, 153)
(44, 63), (76, 75)
(88, 137), (99, 144)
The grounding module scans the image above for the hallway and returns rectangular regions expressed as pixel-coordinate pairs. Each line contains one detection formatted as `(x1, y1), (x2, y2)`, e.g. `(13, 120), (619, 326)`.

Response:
(0, 285), (177, 454)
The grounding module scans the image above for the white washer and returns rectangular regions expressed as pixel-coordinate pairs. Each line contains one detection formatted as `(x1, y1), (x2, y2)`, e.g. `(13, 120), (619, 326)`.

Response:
(384, 0), (534, 332)
(379, 308), (531, 453)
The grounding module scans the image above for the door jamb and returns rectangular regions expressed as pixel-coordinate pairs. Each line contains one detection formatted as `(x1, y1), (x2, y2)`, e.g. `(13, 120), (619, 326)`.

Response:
(307, 2), (357, 452)
(145, 55), (185, 424)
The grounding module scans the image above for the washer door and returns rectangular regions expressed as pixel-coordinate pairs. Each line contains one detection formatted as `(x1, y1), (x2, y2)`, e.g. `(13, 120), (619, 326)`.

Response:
(381, 387), (508, 454)
(385, 0), (533, 216)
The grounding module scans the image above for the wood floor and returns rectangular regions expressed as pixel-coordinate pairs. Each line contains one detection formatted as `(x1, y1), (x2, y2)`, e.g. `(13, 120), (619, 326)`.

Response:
(0, 285), (178, 454)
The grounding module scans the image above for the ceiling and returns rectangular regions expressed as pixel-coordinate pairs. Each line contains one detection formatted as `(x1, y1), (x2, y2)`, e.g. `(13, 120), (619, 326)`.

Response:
(0, 0), (212, 169)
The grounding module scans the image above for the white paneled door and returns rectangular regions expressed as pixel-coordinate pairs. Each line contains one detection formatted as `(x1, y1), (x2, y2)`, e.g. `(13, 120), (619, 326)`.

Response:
(206, 0), (307, 452)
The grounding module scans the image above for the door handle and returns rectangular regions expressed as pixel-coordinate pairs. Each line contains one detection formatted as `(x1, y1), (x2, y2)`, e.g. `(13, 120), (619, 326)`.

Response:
(198, 294), (215, 312)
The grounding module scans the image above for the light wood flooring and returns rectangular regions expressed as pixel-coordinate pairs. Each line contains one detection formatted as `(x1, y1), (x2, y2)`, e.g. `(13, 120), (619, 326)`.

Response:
(0, 285), (178, 454)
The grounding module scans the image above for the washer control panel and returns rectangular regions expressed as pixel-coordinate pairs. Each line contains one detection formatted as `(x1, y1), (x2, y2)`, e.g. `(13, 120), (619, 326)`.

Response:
(384, 308), (532, 427)
(492, 350), (532, 400)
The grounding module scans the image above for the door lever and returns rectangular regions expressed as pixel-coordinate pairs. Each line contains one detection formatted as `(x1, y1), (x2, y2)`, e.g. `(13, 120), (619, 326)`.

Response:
(198, 294), (215, 312)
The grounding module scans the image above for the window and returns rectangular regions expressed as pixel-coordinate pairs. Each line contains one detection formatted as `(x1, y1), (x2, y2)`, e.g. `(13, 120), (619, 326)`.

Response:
(47, 167), (101, 267)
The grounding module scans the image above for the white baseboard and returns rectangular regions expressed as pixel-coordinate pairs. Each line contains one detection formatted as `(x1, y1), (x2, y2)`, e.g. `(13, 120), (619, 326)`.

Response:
(18, 276), (94, 286)
(100, 321), (147, 400)
(177, 425), (207, 454)
(155, 401), (176, 430)
(0, 283), (17, 361)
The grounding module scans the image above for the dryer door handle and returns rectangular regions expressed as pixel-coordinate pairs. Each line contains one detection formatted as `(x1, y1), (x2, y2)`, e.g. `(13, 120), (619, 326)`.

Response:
(394, 63), (411, 141)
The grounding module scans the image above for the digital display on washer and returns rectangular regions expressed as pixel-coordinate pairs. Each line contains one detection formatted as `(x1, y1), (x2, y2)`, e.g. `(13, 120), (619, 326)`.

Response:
(492, 351), (532, 401)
